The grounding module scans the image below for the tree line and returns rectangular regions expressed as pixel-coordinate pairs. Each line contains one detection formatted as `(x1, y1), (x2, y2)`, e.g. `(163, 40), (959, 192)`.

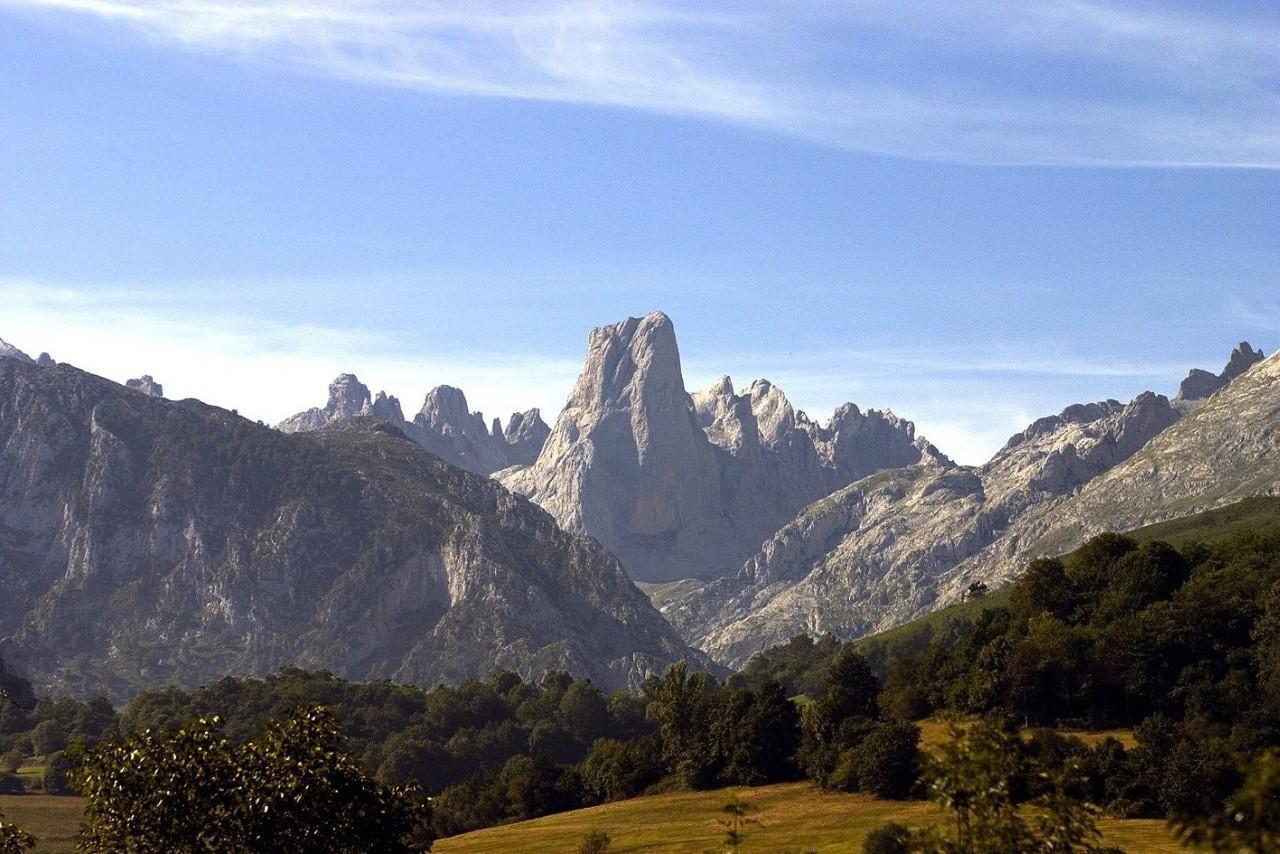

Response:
(5, 525), (1280, 849)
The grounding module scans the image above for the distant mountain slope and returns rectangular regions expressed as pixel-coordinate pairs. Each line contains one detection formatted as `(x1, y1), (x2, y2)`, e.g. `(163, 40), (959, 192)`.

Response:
(852, 495), (1280, 654)
(280, 373), (549, 475)
(0, 358), (700, 701)
(669, 344), (1269, 667)
(940, 348), (1280, 601)
(500, 311), (941, 583)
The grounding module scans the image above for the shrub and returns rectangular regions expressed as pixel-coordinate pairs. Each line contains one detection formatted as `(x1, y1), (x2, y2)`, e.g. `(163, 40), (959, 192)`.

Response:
(862, 822), (912, 854)
(848, 721), (921, 799)
(42, 753), (74, 796)
(578, 830), (611, 854)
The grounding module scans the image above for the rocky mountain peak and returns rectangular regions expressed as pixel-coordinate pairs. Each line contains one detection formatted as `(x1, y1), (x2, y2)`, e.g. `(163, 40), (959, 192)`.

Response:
(418, 385), (474, 427)
(328, 373), (372, 418)
(503, 409), (551, 467)
(280, 375), (548, 476)
(125, 375), (164, 398)
(503, 312), (948, 583)
(1225, 341), (1265, 380)
(0, 338), (33, 364)
(1177, 341), (1266, 404)
(568, 311), (683, 419)
(748, 379), (797, 445)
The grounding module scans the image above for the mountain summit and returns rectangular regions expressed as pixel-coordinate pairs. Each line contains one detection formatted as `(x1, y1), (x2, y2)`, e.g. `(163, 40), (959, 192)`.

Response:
(500, 312), (940, 583)
(280, 375), (549, 475)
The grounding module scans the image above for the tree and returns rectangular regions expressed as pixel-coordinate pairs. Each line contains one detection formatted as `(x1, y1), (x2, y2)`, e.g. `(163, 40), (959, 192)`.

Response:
(0, 809), (34, 854)
(717, 794), (758, 854)
(578, 830), (611, 854)
(42, 752), (74, 795)
(647, 663), (719, 787)
(29, 720), (64, 757)
(1174, 748), (1280, 853)
(716, 681), (800, 786)
(0, 749), (23, 775)
(580, 736), (663, 802)
(801, 649), (880, 784)
(870, 718), (1115, 853)
(841, 721), (921, 799)
(75, 707), (431, 853)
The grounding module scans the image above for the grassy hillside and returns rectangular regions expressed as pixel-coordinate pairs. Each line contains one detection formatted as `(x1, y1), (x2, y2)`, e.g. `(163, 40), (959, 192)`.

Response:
(435, 782), (1185, 853)
(854, 496), (1280, 654)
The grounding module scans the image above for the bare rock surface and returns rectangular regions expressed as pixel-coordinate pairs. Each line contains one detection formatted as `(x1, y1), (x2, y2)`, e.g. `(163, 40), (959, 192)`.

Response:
(669, 343), (1267, 667)
(280, 375), (549, 476)
(0, 339), (34, 364)
(0, 358), (704, 701)
(125, 375), (164, 398)
(501, 312), (936, 583)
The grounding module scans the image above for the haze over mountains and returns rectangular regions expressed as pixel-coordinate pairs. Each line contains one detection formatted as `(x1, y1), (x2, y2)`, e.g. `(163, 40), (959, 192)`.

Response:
(1, 316), (1277, 696)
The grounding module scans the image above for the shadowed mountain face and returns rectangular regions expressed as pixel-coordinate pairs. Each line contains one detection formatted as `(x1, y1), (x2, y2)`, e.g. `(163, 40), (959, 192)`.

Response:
(0, 358), (701, 701)
(500, 312), (942, 583)
(666, 343), (1273, 667)
(279, 374), (549, 476)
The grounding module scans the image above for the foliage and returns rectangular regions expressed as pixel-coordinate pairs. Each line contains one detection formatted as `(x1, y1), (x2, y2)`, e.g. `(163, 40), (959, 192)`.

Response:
(863, 822), (912, 854)
(75, 706), (430, 853)
(1173, 748), (1280, 853)
(578, 829), (611, 854)
(0, 812), (34, 854)
(876, 718), (1114, 853)
(716, 794), (758, 853)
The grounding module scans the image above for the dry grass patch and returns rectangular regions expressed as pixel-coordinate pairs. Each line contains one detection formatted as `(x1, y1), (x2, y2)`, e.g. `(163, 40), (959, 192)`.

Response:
(0, 795), (84, 853)
(437, 782), (1186, 853)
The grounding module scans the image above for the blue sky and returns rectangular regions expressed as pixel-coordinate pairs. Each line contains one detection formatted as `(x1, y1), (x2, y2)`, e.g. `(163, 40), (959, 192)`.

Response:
(1, 1), (1278, 463)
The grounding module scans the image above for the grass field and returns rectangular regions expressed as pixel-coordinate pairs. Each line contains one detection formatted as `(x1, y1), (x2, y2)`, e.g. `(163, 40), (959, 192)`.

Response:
(435, 782), (1187, 853)
(915, 718), (1136, 752)
(0, 795), (84, 854)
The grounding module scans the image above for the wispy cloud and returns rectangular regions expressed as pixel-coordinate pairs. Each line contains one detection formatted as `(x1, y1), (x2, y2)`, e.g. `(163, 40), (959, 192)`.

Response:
(1229, 298), (1280, 332)
(2, 0), (1276, 167)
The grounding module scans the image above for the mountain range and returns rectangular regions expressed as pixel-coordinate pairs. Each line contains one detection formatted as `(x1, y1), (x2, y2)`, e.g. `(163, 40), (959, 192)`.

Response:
(0, 354), (700, 700)
(1, 318), (1276, 696)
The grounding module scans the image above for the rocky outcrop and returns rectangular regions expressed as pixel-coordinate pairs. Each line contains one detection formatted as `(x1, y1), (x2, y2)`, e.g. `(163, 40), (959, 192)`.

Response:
(0, 358), (702, 701)
(669, 387), (1185, 666)
(503, 409), (551, 467)
(279, 376), (549, 476)
(1176, 342), (1264, 407)
(0, 339), (33, 364)
(942, 348), (1280, 600)
(125, 375), (164, 398)
(500, 312), (938, 583)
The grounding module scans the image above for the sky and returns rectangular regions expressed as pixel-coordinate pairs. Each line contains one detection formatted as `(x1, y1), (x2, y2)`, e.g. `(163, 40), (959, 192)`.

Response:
(1, 1), (1278, 464)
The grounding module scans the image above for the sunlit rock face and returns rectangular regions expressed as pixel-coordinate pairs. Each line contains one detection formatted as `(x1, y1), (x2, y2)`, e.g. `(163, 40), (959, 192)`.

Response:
(0, 358), (704, 701)
(501, 312), (936, 583)
(280, 375), (549, 476)
(668, 343), (1267, 668)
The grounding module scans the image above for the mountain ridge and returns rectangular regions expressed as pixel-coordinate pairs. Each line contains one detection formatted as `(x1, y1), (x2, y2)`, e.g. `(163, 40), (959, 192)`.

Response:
(0, 357), (702, 701)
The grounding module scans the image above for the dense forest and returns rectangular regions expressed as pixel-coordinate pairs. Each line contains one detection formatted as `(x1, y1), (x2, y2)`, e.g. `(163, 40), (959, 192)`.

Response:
(5, 510), (1280, 849)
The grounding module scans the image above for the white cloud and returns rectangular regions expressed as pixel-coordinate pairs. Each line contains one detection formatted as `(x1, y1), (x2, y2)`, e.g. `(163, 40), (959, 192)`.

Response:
(2, 0), (1276, 166)
(0, 278), (581, 427)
